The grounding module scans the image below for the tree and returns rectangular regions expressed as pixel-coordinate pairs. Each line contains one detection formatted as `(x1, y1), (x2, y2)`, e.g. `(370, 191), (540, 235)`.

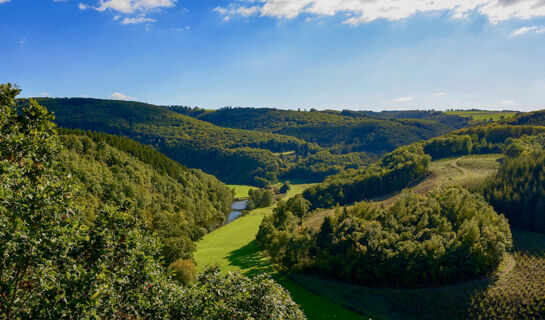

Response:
(1, 84), (78, 318)
(287, 194), (311, 225)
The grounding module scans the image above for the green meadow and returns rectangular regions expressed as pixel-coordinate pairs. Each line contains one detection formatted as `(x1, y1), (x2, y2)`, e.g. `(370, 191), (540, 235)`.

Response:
(194, 184), (369, 320)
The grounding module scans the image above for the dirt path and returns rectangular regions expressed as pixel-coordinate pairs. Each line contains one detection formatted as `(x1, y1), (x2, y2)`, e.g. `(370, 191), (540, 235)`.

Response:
(497, 254), (516, 278)
(451, 157), (469, 177)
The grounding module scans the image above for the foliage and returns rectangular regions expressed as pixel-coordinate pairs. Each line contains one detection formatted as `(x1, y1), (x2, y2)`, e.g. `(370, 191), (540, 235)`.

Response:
(169, 259), (197, 285)
(58, 133), (234, 263)
(27, 98), (314, 185)
(173, 268), (306, 320)
(181, 107), (455, 155)
(248, 188), (275, 209)
(303, 144), (431, 208)
(2, 86), (306, 320)
(260, 186), (512, 288)
(279, 183), (291, 194)
(503, 133), (545, 158)
(503, 109), (545, 126)
(422, 134), (473, 159)
(282, 150), (374, 182)
(291, 229), (545, 320)
(0, 84), (76, 318)
(480, 150), (545, 232)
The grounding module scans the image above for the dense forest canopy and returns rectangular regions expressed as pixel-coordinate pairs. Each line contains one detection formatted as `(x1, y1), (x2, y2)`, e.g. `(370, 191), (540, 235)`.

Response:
(503, 109), (545, 126)
(1, 84), (306, 319)
(481, 150), (545, 232)
(22, 98), (316, 186)
(258, 186), (512, 287)
(58, 132), (233, 264)
(303, 144), (431, 208)
(173, 107), (456, 155)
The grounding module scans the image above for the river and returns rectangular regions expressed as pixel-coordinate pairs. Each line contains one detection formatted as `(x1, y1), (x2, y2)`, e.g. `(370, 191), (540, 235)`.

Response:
(226, 200), (249, 224)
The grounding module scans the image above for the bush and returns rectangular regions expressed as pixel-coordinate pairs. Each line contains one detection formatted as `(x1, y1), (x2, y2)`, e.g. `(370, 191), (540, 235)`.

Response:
(279, 183), (291, 194)
(249, 188), (275, 209)
(169, 259), (197, 285)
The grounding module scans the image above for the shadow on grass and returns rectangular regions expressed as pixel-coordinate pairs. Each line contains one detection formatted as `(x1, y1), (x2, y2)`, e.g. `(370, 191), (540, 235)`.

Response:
(227, 240), (275, 277)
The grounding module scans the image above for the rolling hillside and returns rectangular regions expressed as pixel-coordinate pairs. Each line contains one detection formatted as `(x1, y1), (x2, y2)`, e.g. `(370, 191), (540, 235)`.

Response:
(173, 107), (457, 155)
(22, 98), (315, 186)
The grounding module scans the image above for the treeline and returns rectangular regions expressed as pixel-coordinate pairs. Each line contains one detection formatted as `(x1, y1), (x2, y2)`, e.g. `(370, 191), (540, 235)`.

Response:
(281, 150), (374, 182)
(503, 109), (545, 126)
(58, 133), (233, 264)
(257, 186), (512, 287)
(180, 107), (454, 155)
(248, 188), (275, 209)
(302, 144), (431, 208)
(480, 150), (545, 232)
(420, 124), (545, 160)
(1, 87), (305, 319)
(352, 110), (471, 129)
(25, 98), (316, 186)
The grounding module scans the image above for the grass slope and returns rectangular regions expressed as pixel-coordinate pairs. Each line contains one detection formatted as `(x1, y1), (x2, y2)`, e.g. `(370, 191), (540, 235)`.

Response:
(194, 184), (367, 320)
(445, 110), (517, 123)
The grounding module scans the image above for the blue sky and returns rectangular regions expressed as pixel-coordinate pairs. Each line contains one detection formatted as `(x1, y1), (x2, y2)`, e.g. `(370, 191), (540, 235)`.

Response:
(1, 0), (545, 111)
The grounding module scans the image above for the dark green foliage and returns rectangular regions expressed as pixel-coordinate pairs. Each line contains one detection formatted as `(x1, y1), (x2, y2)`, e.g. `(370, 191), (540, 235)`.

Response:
(303, 144), (431, 208)
(481, 150), (545, 232)
(1, 84), (76, 318)
(248, 188), (274, 209)
(279, 183), (291, 194)
(282, 150), (374, 182)
(353, 110), (471, 129)
(26, 98), (313, 185)
(259, 186), (512, 288)
(58, 133), (233, 263)
(182, 107), (454, 155)
(503, 109), (545, 126)
(422, 135), (473, 159)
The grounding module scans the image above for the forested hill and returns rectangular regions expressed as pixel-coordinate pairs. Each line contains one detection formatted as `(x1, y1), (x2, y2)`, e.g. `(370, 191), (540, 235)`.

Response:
(20, 98), (315, 186)
(503, 109), (545, 126)
(172, 107), (457, 155)
(58, 131), (233, 263)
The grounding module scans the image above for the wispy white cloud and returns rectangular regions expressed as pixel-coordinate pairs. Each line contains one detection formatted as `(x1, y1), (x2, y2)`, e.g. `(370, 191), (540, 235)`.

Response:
(19, 37), (26, 47)
(122, 15), (155, 24)
(41, 92), (51, 97)
(0, 0), (10, 3)
(213, 4), (260, 20)
(93, 0), (176, 14)
(434, 92), (446, 97)
(394, 96), (414, 103)
(110, 92), (136, 100)
(511, 25), (545, 36)
(501, 100), (516, 105)
(79, 0), (176, 24)
(215, 0), (545, 26)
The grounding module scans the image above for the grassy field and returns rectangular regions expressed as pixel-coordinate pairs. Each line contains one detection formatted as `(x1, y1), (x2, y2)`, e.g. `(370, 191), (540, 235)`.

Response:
(227, 184), (255, 199)
(291, 228), (545, 320)
(194, 183), (368, 320)
(444, 110), (517, 123)
(303, 154), (503, 231)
